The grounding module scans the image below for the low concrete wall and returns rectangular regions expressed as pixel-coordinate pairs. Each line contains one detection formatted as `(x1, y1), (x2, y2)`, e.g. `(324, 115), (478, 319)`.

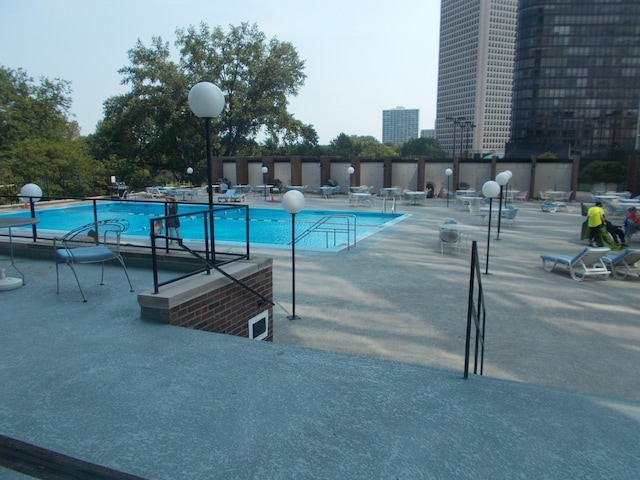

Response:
(137, 257), (274, 341)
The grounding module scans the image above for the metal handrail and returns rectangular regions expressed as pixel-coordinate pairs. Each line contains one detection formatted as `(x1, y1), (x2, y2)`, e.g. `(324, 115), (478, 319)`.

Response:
(0, 195), (256, 299)
(293, 214), (357, 250)
(464, 240), (487, 378)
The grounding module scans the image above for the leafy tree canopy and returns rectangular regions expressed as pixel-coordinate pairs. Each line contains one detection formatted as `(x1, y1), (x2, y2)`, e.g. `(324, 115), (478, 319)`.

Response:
(91, 22), (313, 187)
(0, 66), (104, 200)
(580, 159), (627, 186)
(399, 137), (445, 157)
(328, 133), (398, 159)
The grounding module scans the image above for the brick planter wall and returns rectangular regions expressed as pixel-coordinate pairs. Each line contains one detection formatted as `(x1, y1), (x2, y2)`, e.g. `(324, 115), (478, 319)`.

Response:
(138, 258), (273, 341)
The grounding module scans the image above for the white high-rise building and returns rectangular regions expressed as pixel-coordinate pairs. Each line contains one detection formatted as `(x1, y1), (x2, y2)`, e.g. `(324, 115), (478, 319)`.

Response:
(435, 0), (518, 157)
(382, 107), (419, 145)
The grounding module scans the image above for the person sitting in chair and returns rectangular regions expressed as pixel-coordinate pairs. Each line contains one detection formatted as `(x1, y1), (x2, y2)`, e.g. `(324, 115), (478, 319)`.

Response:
(271, 179), (283, 194)
(625, 206), (640, 238)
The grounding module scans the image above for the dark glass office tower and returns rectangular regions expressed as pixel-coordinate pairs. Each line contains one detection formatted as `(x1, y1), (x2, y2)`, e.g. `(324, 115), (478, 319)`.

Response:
(507, 0), (640, 158)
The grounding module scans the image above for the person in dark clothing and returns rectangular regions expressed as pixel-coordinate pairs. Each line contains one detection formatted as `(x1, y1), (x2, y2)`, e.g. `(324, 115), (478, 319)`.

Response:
(605, 220), (626, 246)
(166, 195), (180, 243)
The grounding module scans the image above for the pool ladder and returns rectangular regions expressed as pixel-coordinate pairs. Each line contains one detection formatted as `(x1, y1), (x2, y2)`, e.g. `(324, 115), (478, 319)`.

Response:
(381, 196), (397, 214)
(293, 214), (357, 250)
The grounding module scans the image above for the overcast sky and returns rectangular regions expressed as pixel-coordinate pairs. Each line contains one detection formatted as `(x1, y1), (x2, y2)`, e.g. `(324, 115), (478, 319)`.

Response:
(0, 0), (441, 144)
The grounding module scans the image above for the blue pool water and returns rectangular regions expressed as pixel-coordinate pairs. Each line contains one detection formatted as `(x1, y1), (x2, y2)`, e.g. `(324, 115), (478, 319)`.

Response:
(4, 202), (407, 251)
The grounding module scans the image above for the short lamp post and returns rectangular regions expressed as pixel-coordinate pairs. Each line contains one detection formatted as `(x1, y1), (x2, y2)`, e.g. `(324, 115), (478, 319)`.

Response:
(186, 166), (193, 188)
(19, 183), (42, 239)
(495, 172), (510, 240)
(188, 82), (225, 264)
(347, 166), (355, 191)
(261, 165), (268, 201)
(282, 190), (306, 320)
(481, 180), (500, 275)
(445, 168), (453, 207)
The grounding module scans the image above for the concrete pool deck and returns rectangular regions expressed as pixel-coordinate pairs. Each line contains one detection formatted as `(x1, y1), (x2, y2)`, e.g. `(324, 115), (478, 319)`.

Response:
(1, 191), (639, 478)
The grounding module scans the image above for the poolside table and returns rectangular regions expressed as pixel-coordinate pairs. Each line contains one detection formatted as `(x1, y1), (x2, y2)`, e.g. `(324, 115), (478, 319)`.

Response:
(0, 217), (40, 290)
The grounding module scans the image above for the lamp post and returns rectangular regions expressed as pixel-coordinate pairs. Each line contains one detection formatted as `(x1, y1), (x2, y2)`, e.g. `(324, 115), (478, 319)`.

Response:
(19, 183), (42, 239)
(188, 82), (225, 264)
(463, 121), (475, 157)
(261, 165), (268, 201)
(347, 165), (354, 191)
(495, 172), (509, 240)
(481, 180), (500, 274)
(186, 166), (193, 188)
(504, 170), (513, 205)
(446, 116), (466, 158)
(282, 190), (306, 320)
(445, 168), (453, 207)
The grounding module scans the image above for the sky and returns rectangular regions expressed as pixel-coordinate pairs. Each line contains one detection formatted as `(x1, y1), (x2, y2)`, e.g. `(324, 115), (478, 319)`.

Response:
(0, 0), (441, 144)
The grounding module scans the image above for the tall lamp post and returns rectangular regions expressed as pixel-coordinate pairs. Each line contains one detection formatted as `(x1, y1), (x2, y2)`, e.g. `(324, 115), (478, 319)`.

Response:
(186, 166), (193, 188)
(188, 82), (225, 264)
(495, 172), (509, 240)
(445, 168), (453, 207)
(446, 116), (465, 158)
(347, 165), (355, 191)
(19, 183), (42, 239)
(282, 190), (305, 320)
(261, 165), (268, 201)
(481, 180), (500, 275)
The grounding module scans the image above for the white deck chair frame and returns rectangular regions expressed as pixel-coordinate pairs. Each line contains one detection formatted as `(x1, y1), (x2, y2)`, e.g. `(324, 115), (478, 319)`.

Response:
(602, 249), (640, 279)
(540, 247), (611, 281)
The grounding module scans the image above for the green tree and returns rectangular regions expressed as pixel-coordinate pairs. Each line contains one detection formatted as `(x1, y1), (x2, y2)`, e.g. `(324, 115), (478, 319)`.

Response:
(91, 22), (313, 184)
(0, 66), (104, 200)
(580, 160), (627, 187)
(328, 134), (398, 159)
(400, 137), (445, 157)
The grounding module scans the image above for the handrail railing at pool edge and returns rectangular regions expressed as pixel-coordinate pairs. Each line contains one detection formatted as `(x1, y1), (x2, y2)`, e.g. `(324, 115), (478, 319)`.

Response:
(0, 195), (255, 297)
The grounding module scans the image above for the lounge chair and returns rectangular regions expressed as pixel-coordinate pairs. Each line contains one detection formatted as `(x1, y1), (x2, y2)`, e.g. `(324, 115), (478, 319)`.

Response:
(602, 248), (640, 279)
(54, 219), (134, 302)
(540, 247), (611, 281)
(217, 189), (245, 202)
(500, 206), (519, 225)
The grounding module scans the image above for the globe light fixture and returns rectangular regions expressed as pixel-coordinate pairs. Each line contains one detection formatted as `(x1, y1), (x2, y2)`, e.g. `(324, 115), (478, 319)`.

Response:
(19, 183), (42, 203)
(347, 166), (355, 191)
(282, 190), (306, 320)
(481, 180), (501, 274)
(188, 82), (225, 263)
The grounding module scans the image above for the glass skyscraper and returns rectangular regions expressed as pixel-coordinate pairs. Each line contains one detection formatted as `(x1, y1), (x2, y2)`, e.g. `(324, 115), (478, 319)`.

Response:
(507, 0), (640, 158)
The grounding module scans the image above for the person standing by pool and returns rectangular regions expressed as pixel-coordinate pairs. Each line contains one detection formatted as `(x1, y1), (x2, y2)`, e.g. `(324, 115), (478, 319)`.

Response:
(166, 195), (180, 243)
(587, 201), (605, 247)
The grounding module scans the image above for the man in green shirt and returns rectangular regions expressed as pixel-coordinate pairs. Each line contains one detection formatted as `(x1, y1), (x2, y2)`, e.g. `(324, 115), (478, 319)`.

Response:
(587, 201), (605, 246)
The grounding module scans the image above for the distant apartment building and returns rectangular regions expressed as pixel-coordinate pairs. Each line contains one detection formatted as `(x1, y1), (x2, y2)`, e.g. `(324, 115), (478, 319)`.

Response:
(382, 107), (419, 145)
(420, 129), (436, 139)
(435, 0), (518, 157)
(507, 0), (640, 158)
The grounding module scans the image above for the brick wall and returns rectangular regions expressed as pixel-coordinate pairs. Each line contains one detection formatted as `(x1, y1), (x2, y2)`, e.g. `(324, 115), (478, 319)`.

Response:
(138, 258), (273, 341)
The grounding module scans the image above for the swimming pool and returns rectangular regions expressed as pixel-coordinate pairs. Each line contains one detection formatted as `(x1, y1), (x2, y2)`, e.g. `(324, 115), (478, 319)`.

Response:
(3, 202), (407, 251)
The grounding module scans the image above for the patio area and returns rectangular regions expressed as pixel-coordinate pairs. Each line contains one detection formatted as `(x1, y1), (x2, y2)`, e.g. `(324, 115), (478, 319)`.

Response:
(1, 192), (639, 478)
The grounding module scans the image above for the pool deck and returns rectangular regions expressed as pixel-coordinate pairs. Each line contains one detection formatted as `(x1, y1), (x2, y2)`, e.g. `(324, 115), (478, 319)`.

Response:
(1, 190), (639, 479)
